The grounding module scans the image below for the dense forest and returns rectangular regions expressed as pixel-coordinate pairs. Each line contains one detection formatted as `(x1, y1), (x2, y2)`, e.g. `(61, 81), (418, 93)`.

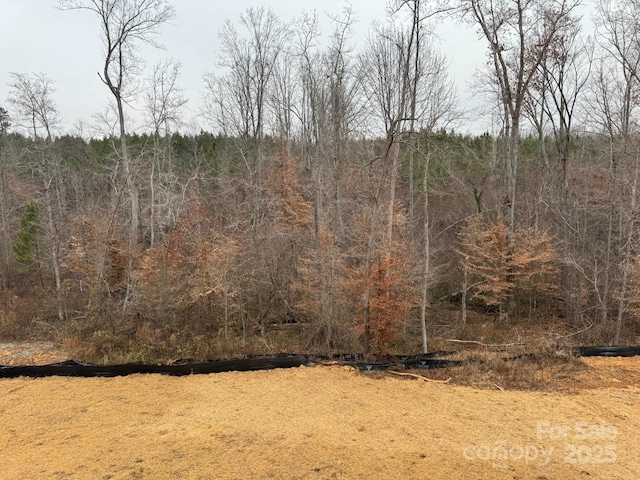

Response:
(1, 0), (639, 361)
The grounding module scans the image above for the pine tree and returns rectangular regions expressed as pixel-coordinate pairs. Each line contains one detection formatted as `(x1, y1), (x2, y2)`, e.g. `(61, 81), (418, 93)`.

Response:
(13, 203), (41, 267)
(0, 106), (9, 135)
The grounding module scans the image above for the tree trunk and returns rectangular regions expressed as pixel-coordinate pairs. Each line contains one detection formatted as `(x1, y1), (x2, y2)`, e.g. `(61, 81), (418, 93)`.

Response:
(461, 256), (468, 332)
(0, 168), (9, 289)
(41, 139), (66, 322)
(409, 149), (415, 225)
(601, 141), (616, 326)
(150, 135), (158, 248)
(116, 93), (139, 313)
(614, 147), (639, 344)
(506, 124), (519, 321)
(117, 95), (138, 249)
(419, 150), (431, 353)
(386, 138), (400, 247)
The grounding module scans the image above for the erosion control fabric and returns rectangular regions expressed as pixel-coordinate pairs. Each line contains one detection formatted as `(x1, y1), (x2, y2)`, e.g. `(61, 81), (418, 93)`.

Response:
(1, 347), (638, 378)
(0, 355), (309, 378)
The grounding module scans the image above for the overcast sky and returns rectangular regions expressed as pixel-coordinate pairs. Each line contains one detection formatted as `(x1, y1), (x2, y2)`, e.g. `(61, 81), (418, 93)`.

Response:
(0, 0), (491, 137)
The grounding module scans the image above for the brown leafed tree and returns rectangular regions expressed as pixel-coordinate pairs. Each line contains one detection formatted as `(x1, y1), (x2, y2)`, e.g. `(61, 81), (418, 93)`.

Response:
(63, 212), (130, 299)
(458, 214), (557, 319)
(249, 149), (314, 334)
(345, 201), (418, 353)
(459, 215), (512, 310)
(188, 232), (241, 339)
(347, 246), (417, 354)
(268, 152), (313, 232)
(135, 201), (241, 335)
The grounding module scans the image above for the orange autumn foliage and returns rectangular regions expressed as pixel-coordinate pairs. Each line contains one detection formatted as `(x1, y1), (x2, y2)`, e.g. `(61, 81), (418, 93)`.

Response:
(457, 214), (558, 309)
(268, 152), (313, 231)
(62, 214), (130, 295)
(135, 204), (240, 313)
(347, 248), (417, 353)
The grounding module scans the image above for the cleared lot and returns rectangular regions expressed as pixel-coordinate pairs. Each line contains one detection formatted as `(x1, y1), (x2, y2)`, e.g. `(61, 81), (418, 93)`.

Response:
(0, 356), (639, 479)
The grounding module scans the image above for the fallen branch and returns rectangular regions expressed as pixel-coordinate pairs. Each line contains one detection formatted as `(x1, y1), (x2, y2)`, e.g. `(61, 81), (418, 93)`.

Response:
(445, 339), (524, 348)
(387, 370), (451, 383)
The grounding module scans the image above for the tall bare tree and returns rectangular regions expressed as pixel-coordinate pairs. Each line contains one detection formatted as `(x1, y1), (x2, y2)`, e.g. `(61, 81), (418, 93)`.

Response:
(59, 0), (175, 309)
(269, 52), (297, 141)
(360, 0), (457, 351)
(287, 8), (363, 347)
(0, 107), (10, 288)
(526, 13), (591, 195)
(463, 0), (580, 320)
(203, 7), (287, 180)
(360, 24), (412, 249)
(465, 0), (581, 229)
(8, 73), (61, 141)
(202, 7), (292, 334)
(144, 59), (187, 247)
(8, 73), (66, 321)
(521, 11), (591, 323)
(588, 0), (640, 342)
(145, 59), (186, 139)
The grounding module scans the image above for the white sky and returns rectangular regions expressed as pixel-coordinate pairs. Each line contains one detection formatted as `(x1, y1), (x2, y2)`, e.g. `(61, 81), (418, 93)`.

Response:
(0, 0), (489, 136)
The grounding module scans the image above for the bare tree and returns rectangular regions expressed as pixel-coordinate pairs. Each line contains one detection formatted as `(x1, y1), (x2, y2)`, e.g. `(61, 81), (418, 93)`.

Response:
(288, 8), (361, 347)
(360, 24), (412, 248)
(592, 0), (640, 140)
(144, 59), (187, 247)
(291, 6), (361, 241)
(59, 0), (175, 310)
(0, 107), (10, 287)
(527, 13), (591, 195)
(291, 10), (322, 155)
(8, 73), (66, 321)
(360, 0), (457, 352)
(587, 0), (640, 342)
(520, 11), (591, 324)
(268, 52), (298, 141)
(291, 10), (323, 237)
(145, 59), (186, 138)
(202, 7), (290, 334)
(465, 0), (581, 229)
(463, 0), (580, 320)
(204, 7), (287, 179)
(8, 73), (61, 141)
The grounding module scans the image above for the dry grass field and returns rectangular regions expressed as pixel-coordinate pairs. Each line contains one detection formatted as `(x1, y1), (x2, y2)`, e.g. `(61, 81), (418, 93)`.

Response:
(1, 343), (639, 479)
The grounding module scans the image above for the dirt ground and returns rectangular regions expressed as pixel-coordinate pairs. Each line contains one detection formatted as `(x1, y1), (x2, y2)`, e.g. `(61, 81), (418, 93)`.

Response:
(1, 344), (639, 479)
(0, 342), (68, 366)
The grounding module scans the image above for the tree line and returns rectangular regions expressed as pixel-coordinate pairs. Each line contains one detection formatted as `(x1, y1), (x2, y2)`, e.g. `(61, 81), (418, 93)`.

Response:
(1, 0), (639, 359)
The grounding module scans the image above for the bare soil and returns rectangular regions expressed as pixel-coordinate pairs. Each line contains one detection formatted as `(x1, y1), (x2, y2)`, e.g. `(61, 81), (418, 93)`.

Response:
(0, 343), (639, 479)
(0, 342), (68, 365)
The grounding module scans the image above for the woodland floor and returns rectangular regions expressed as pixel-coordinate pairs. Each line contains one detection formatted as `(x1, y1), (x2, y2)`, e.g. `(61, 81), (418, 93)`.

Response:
(0, 343), (639, 479)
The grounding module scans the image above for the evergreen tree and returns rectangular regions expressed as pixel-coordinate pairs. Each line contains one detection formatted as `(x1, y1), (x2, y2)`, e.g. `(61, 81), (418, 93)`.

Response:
(13, 203), (41, 266)
(0, 106), (9, 135)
